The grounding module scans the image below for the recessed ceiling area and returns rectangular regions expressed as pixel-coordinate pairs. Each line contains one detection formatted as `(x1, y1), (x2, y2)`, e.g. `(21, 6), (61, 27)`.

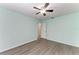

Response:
(0, 3), (79, 20)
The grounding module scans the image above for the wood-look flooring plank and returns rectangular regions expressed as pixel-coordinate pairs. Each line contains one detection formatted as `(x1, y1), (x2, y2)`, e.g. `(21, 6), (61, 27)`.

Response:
(0, 38), (79, 55)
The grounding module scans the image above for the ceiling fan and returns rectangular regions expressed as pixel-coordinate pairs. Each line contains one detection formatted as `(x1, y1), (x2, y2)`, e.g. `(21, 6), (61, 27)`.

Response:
(33, 3), (54, 16)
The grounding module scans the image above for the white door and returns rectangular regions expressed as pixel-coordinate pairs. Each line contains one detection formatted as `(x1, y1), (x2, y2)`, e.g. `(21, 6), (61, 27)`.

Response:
(37, 22), (46, 39)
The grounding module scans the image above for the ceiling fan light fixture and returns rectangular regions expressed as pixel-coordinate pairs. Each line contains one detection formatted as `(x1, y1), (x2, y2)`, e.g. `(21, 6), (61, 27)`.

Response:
(33, 3), (54, 16)
(40, 9), (46, 14)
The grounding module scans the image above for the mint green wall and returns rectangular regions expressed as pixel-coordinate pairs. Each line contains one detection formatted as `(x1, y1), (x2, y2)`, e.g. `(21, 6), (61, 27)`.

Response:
(46, 12), (79, 47)
(0, 7), (38, 52)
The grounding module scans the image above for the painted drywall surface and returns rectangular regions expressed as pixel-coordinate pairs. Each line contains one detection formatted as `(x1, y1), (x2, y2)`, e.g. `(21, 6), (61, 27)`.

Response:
(45, 12), (79, 47)
(0, 7), (38, 52)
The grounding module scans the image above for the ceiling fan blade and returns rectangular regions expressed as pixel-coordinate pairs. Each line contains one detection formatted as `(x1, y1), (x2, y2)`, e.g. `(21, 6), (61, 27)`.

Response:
(33, 7), (41, 10)
(43, 13), (46, 16)
(35, 12), (40, 15)
(46, 10), (53, 12)
(43, 3), (49, 8)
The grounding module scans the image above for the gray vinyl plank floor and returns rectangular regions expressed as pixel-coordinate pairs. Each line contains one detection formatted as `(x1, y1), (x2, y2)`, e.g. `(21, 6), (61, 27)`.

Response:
(0, 38), (79, 55)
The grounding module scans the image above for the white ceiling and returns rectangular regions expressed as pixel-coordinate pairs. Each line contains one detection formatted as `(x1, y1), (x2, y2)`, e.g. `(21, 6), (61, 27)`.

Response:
(0, 3), (79, 20)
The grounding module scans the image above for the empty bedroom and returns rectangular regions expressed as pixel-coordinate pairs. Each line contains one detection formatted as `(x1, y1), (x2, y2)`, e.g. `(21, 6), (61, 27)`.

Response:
(0, 3), (79, 55)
